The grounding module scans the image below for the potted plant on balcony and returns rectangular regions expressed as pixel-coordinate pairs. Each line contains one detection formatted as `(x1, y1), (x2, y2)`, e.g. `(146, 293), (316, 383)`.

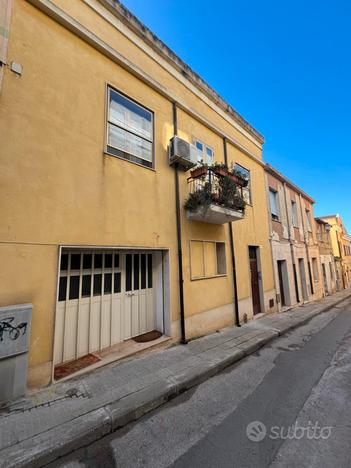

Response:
(190, 160), (208, 179)
(210, 162), (228, 178)
(229, 168), (249, 187)
(184, 176), (246, 214)
(184, 182), (212, 212)
(217, 175), (246, 212)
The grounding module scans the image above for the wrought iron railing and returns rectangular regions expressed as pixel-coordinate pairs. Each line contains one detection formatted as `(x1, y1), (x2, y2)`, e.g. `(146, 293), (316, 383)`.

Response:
(186, 168), (245, 212)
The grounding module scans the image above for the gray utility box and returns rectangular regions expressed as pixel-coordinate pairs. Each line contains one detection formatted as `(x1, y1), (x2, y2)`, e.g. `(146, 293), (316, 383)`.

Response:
(0, 304), (32, 405)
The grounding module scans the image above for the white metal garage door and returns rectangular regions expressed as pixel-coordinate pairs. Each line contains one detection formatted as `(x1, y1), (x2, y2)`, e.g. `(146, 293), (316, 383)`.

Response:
(54, 250), (156, 365)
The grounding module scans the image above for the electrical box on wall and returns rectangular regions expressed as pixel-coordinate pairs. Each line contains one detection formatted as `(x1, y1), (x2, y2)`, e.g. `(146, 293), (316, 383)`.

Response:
(0, 304), (32, 405)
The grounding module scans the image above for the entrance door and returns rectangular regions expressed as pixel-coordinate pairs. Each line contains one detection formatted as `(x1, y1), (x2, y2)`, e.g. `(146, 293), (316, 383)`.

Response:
(249, 247), (261, 315)
(124, 252), (155, 340)
(298, 258), (308, 301)
(322, 263), (328, 294)
(54, 250), (156, 366)
(277, 260), (286, 306)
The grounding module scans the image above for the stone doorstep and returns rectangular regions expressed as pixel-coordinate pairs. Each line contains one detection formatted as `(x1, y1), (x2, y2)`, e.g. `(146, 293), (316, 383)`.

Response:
(0, 292), (350, 467)
(50, 335), (172, 385)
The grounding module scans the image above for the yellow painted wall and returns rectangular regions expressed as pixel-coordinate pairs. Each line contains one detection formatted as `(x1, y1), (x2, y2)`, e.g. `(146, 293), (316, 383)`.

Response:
(0, 0), (275, 386)
(322, 216), (344, 258)
(227, 144), (275, 301)
(321, 215), (351, 288)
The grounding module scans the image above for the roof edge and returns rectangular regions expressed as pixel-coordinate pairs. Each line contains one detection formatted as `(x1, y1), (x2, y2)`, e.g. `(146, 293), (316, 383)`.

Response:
(265, 164), (315, 203)
(319, 214), (339, 220)
(98, 0), (265, 144)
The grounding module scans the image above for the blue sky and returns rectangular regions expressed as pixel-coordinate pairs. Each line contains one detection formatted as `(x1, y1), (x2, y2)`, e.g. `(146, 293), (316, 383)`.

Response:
(121, 0), (351, 231)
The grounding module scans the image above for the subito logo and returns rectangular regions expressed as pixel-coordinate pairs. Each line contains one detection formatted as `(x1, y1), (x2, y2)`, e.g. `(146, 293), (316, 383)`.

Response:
(246, 421), (267, 442)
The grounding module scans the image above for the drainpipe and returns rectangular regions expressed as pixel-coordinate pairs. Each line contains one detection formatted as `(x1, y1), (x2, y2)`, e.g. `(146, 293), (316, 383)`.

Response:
(173, 102), (187, 344)
(283, 182), (300, 303)
(0, 0), (13, 95)
(298, 194), (314, 296)
(337, 235), (347, 290)
(223, 137), (240, 327)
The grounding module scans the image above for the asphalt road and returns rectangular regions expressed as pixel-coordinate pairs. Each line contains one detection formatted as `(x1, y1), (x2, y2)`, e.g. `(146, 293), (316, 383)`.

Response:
(52, 299), (351, 468)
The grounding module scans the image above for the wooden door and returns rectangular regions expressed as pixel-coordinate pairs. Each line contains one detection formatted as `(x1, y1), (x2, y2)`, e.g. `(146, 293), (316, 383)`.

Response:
(249, 247), (261, 315)
(277, 260), (286, 306)
(298, 258), (308, 301)
(322, 263), (328, 294)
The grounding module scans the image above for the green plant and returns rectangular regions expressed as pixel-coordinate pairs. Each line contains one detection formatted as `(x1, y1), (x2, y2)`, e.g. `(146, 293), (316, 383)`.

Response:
(217, 176), (246, 212)
(211, 162), (228, 171)
(228, 167), (249, 187)
(184, 176), (246, 213)
(230, 168), (248, 181)
(184, 182), (212, 211)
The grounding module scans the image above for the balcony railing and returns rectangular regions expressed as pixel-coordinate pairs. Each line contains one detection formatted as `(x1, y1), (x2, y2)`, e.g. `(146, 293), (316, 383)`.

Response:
(184, 167), (246, 224)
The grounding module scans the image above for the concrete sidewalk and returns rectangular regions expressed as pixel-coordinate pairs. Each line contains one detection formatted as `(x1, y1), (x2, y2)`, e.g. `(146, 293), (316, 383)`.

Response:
(1, 290), (350, 467)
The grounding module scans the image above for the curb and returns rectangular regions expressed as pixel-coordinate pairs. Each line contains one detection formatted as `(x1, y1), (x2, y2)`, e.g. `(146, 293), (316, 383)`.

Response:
(276, 293), (351, 336)
(2, 293), (351, 467)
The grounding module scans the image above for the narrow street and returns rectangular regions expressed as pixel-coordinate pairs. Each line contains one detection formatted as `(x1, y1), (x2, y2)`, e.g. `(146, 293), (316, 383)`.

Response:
(52, 298), (351, 468)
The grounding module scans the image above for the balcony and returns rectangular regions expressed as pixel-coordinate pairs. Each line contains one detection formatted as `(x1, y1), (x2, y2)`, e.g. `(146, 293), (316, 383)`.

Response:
(184, 165), (246, 224)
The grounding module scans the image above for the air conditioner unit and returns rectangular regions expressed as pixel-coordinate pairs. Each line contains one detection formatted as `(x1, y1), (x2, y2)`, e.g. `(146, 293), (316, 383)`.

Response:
(169, 136), (197, 171)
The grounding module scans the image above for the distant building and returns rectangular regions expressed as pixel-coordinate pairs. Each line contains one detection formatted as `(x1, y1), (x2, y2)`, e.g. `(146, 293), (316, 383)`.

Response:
(315, 218), (337, 294)
(319, 215), (351, 290)
(265, 165), (324, 310)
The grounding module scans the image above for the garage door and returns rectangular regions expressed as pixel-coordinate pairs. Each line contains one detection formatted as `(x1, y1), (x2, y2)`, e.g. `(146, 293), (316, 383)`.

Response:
(54, 250), (156, 365)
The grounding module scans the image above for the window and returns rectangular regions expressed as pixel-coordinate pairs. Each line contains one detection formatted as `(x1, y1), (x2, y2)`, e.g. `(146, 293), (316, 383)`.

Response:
(190, 241), (226, 279)
(58, 250), (122, 302)
(234, 164), (251, 204)
(313, 258), (320, 281)
(269, 189), (279, 221)
(291, 200), (298, 227)
(106, 87), (154, 168)
(305, 209), (312, 231)
(216, 243), (226, 275)
(193, 138), (213, 164)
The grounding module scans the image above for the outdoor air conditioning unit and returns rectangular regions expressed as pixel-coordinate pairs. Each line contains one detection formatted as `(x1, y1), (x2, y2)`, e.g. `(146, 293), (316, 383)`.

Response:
(169, 136), (197, 171)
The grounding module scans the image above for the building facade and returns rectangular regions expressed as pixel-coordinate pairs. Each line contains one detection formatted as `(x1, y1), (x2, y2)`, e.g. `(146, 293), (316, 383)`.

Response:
(315, 218), (337, 295)
(265, 165), (324, 311)
(319, 215), (351, 290)
(0, 0), (276, 389)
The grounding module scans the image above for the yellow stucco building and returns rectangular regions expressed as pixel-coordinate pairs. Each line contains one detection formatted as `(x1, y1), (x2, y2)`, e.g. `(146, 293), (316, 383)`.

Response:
(0, 0), (276, 389)
(320, 215), (351, 290)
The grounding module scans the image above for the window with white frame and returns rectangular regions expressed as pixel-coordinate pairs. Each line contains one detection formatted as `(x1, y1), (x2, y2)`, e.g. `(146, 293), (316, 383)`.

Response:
(269, 189), (279, 221)
(234, 164), (251, 204)
(106, 87), (154, 168)
(291, 200), (298, 227)
(193, 139), (214, 164)
(305, 209), (312, 231)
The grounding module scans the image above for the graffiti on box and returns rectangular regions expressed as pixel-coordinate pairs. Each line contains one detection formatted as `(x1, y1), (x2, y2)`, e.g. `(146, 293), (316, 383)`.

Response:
(0, 317), (28, 342)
